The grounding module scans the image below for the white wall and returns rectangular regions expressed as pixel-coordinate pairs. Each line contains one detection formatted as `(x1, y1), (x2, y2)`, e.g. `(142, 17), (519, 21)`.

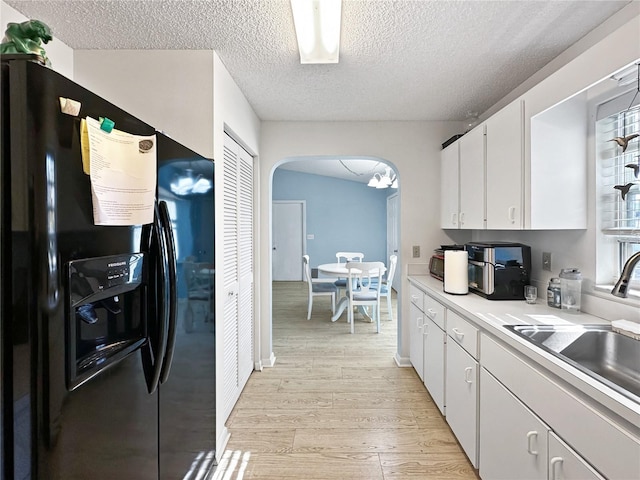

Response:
(258, 121), (467, 365)
(74, 50), (215, 157)
(1, 1), (73, 78)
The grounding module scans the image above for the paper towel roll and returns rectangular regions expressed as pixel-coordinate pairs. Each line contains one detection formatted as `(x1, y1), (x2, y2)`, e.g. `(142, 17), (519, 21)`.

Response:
(444, 250), (469, 295)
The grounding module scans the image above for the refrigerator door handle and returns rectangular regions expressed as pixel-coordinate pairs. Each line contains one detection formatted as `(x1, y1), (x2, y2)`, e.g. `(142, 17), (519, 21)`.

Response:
(142, 202), (170, 394)
(159, 200), (178, 383)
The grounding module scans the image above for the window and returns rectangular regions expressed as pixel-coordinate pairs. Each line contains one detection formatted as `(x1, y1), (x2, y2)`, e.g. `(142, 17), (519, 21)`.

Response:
(597, 87), (640, 289)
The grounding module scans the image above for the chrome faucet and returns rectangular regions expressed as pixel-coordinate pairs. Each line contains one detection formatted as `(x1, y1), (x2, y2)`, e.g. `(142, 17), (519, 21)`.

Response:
(612, 251), (640, 298)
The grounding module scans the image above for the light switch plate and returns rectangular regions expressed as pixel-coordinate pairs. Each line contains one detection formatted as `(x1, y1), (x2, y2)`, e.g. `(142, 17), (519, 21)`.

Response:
(412, 245), (420, 258)
(542, 252), (552, 271)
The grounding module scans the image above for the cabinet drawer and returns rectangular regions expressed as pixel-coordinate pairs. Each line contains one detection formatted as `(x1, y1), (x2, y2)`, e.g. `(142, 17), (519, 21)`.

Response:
(481, 334), (640, 480)
(423, 292), (445, 330)
(447, 310), (478, 359)
(409, 284), (425, 312)
(549, 432), (605, 480)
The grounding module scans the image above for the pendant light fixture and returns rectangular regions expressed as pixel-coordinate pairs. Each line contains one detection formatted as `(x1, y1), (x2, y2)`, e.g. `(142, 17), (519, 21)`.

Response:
(367, 166), (397, 189)
(291, 0), (342, 64)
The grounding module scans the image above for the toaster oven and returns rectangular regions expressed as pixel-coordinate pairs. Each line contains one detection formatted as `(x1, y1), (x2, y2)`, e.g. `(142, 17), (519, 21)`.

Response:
(429, 245), (465, 281)
(429, 253), (445, 281)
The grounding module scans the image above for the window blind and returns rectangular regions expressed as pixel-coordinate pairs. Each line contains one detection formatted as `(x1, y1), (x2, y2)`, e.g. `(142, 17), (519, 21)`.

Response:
(598, 101), (640, 236)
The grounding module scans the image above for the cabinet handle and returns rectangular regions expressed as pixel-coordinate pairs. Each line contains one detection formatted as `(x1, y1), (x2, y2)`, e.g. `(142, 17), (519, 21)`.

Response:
(508, 206), (516, 223)
(411, 295), (419, 302)
(452, 327), (464, 339)
(460, 212), (465, 225)
(452, 213), (458, 226)
(423, 322), (429, 336)
(550, 457), (563, 480)
(464, 367), (473, 384)
(526, 431), (539, 455)
(417, 317), (424, 331)
(427, 308), (437, 319)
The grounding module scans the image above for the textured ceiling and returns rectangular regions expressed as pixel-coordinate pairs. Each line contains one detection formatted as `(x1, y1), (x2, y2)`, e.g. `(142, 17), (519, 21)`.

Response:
(3, 0), (631, 123)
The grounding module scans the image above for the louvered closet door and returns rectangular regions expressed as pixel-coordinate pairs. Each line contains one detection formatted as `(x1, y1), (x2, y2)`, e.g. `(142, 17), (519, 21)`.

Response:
(237, 146), (254, 390)
(221, 133), (254, 423)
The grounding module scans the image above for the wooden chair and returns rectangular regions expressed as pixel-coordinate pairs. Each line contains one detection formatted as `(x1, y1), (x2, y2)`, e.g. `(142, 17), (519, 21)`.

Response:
(345, 261), (384, 334)
(303, 255), (337, 320)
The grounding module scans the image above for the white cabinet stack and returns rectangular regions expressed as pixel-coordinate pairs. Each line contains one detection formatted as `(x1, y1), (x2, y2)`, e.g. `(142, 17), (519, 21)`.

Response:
(407, 277), (640, 480)
(422, 293), (446, 415)
(409, 284), (425, 381)
(440, 125), (485, 229)
(445, 311), (480, 468)
(485, 100), (524, 229)
(440, 95), (587, 230)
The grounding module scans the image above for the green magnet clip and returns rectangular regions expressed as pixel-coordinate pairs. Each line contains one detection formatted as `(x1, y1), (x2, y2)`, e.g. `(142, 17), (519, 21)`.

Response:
(99, 117), (115, 133)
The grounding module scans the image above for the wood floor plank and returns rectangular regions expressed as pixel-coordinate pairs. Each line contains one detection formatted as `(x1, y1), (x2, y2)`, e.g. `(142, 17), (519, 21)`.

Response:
(216, 282), (480, 480)
(234, 391), (334, 410)
(379, 452), (477, 479)
(224, 429), (295, 453)
(228, 408), (419, 429)
(231, 452), (384, 480)
(292, 427), (461, 454)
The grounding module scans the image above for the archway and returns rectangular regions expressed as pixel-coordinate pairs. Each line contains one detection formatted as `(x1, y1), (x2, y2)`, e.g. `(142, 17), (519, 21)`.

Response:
(268, 155), (402, 353)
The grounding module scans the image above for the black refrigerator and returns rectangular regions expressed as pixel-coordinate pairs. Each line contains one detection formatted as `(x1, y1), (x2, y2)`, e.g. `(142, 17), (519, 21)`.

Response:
(1, 57), (216, 479)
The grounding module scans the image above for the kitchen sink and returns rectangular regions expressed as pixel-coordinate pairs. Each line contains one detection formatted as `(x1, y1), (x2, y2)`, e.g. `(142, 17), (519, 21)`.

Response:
(504, 324), (640, 403)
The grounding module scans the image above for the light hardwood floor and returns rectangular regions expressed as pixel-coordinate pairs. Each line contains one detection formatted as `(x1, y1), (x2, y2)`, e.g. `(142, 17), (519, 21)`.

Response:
(218, 281), (479, 479)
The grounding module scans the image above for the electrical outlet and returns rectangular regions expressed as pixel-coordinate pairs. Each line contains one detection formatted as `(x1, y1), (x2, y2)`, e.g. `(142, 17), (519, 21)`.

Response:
(412, 245), (420, 258)
(542, 252), (552, 272)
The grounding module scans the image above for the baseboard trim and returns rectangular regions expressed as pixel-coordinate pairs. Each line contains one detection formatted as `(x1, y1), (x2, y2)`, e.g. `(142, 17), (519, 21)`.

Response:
(394, 353), (412, 367)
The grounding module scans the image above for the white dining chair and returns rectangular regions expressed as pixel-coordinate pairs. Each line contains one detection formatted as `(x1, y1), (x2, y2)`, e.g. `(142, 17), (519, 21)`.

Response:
(183, 260), (214, 332)
(335, 251), (364, 296)
(345, 261), (384, 334)
(378, 255), (398, 321)
(303, 255), (337, 320)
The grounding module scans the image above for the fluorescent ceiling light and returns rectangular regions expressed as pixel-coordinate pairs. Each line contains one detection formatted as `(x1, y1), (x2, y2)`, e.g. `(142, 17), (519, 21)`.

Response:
(291, 0), (342, 64)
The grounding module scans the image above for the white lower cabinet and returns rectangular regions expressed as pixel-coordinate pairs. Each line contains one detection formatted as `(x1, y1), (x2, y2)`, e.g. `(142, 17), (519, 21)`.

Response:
(445, 338), (478, 468)
(422, 316), (446, 415)
(409, 301), (425, 381)
(480, 367), (548, 480)
(481, 333), (639, 479)
(548, 432), (605, 480)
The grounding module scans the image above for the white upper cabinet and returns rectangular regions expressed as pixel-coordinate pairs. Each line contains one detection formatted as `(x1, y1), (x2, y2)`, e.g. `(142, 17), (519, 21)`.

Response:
(485, 100), (524, 229)
(439, 95), (586, 231)
(440, 142), (459, 229)
(529, 93), (587, 229)
(458, 125), (485, 229)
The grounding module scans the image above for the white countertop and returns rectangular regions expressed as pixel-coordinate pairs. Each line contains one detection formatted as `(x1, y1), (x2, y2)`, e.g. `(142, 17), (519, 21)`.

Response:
(408, 274), (640, 433)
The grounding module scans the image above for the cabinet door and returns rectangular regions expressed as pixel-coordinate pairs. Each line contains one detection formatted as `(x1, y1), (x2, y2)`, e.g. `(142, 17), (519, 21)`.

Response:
(459, 126), (485, 229)
(549, 432), (605, 480)
(409, 303), (425, 381)
(423, 317), (446, 415)
(445, 339), (478, 467)
(485, 100), (524, 229)
(479, 368), (548, 480)
(440, 142), (460, 228)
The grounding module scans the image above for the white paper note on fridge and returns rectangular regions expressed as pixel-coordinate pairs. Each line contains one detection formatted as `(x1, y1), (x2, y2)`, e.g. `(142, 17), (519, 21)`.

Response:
(85, 116), (157, 226)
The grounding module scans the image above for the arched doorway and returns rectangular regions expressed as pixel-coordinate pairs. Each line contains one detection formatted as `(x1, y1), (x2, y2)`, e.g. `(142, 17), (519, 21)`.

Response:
(269, 155), (401, 349)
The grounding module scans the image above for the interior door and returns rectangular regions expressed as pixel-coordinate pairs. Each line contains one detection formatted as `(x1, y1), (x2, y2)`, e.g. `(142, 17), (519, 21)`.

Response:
(386, 193), (399, 293)
(272, 201), (305, 281)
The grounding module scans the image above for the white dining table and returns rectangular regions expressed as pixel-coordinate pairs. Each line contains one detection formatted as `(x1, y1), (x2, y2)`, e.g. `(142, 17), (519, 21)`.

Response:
(317, 263), (386, 322)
